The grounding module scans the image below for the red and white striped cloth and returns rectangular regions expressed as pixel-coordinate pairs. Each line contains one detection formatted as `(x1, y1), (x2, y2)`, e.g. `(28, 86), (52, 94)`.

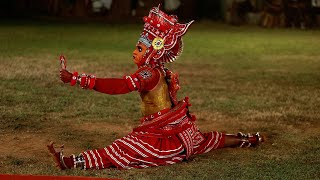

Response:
(81, 99), (225, 169)
(81, 127), (224, 169)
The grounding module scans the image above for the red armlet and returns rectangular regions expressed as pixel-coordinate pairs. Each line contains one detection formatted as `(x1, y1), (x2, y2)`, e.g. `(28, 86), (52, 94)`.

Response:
(93, 78), (131, 95)
(135, 67), (160, 92)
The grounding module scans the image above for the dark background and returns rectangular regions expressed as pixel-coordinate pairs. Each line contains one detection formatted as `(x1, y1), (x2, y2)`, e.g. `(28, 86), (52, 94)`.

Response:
(0, 0), (319, 28)
(0, 0), (214, 21)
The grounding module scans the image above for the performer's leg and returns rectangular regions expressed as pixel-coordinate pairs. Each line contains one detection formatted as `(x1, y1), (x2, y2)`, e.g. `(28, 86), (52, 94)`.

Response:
(47, 142), (113, 170)
(194, 131), (264, 155)
(81, 149), (115, 169)
(223, 132), (264, 148)
(223, 134), (240, 147)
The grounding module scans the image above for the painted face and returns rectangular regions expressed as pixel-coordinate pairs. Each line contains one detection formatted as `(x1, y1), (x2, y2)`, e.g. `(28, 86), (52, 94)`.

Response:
(133, 42), (148, 66)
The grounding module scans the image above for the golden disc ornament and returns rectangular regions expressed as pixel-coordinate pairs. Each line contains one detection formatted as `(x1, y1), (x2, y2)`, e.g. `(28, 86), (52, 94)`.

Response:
(152, 37), (164, 50)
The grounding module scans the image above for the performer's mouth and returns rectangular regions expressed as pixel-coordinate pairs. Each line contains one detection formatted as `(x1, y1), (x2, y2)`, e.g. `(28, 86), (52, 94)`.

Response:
(133, 56), (138, 64)
(133, 55), (137, 62)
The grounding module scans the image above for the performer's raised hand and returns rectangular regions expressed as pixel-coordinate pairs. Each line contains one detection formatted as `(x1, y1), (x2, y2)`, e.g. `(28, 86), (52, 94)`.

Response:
(60, 69), (72, 83)
(58, 55), (96, 88)
(59, 55), (72, 83)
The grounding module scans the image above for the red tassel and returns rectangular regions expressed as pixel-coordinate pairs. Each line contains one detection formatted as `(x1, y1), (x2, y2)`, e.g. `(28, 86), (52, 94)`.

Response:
(191, 115), (196, 122)
(185, 97), (192, 106)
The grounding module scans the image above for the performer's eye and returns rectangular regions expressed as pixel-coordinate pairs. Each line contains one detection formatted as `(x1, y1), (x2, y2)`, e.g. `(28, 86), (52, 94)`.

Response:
(138, 46), (142, 52)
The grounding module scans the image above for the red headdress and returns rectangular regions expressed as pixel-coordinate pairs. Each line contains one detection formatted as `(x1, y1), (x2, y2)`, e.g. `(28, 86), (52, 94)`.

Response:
(137, 5), (194, 66)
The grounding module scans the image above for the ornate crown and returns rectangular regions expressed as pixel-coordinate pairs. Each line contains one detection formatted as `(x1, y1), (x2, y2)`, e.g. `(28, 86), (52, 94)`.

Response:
(137, 5), (194, 65)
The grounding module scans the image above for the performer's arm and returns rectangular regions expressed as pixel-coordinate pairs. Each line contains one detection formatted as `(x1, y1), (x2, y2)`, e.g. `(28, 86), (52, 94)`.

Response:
(59, 67), (160, 94)
(97, 67), (160, 94)
(93, 78), (131, 95)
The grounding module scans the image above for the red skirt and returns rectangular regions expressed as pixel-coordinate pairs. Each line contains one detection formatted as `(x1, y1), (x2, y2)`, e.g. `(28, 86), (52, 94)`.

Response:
(82, 98), (225, 169)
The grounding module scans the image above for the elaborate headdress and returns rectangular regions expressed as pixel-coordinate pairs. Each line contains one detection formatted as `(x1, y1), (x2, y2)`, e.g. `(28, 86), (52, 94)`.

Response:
(138, 5), (194, 66)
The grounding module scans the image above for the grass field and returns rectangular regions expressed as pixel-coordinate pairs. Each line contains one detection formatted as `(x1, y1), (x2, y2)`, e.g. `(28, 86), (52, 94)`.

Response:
(0, 21), (319, 179)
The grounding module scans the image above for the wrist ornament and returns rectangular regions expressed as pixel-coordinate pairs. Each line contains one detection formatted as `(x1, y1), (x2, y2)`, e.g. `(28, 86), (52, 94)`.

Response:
(70, 72), (96, 90)
(79, 73), (96, 90)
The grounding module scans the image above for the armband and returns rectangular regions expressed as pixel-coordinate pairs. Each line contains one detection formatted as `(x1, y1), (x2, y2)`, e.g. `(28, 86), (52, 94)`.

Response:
(125, 75), (139, 91)
(124, 67), (159, 92)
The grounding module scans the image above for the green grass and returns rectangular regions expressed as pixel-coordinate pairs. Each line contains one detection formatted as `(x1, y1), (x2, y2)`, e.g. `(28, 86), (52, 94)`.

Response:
(0, 21), (319, 179)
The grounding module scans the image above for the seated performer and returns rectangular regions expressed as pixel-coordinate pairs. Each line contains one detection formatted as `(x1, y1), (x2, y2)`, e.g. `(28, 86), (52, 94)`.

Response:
(48, 5), (264, 170)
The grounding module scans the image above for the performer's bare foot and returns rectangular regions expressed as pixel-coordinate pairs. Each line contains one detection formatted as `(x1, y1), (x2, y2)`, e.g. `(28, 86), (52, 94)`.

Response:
(47, 141), (72, 170)
(224, 132), (265, 148)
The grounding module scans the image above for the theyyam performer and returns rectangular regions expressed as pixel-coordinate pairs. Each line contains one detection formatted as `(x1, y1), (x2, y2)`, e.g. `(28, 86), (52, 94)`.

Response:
(48, 5), (264, 170)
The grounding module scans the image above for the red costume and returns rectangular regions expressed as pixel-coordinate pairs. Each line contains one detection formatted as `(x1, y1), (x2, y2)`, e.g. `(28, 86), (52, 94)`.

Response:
(48, 5), (263, 170)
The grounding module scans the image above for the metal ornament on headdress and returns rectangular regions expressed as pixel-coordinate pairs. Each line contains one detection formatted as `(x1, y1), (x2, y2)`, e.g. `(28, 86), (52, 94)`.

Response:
(137, 5), (194, 65)
(152, 37), (164, 50)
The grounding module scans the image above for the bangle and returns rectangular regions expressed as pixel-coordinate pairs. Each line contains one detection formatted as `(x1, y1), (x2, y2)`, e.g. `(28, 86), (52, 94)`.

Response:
(74, 73), (96, 90)
(88, 75), (96, 89)
(70, 72), (79, 86)
(80, 73), (87, 88)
